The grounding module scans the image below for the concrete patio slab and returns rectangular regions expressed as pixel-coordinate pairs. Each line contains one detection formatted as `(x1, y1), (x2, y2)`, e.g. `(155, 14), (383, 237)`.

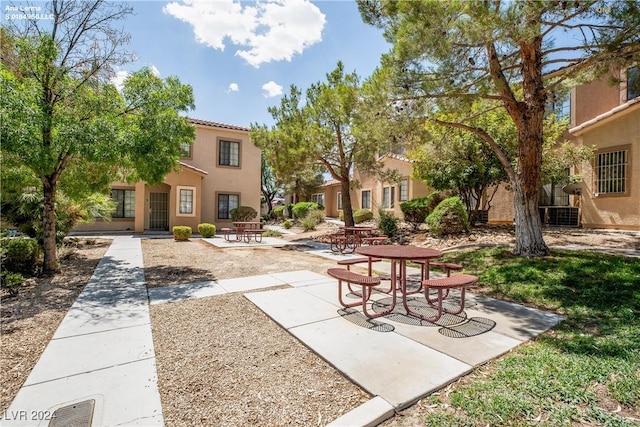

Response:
(269, 269), (329, 285)
(148, 280), (226, 305)
(245, 287), (341, 329)
(218, 274), (286, 293)
(326, 396), (394, 427)
(289, 316), (473, 408)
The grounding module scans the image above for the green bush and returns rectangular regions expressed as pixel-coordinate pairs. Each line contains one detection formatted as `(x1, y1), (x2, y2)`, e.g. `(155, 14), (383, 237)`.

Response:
(400, 197), (431, 229)
(300, 210), (325, 231)
(283, 219), (293, 229)
(272, 206), (286, 220)
(353, 209), (373, 224)
(377, 209), (399, 237)
(291, 202), (322, 220)
(0, 237), (41, 275)
(263, 229), (282, 238)
(425, 196), (470, 236)
(172, 226), (192, 241)
(338, 210), (344, 221)
(400, 192), (449, 230)
(0, 270), (25, 296)
(197, 223), (216, 238)
(230, 206), (258, 222)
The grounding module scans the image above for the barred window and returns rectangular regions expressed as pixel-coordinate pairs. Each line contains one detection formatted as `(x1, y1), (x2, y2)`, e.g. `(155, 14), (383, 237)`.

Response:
(311, 193), (324, 206)
(111, 189), (135, 218)
(180, 142), (192, 158)
(596, 149), (628, 194)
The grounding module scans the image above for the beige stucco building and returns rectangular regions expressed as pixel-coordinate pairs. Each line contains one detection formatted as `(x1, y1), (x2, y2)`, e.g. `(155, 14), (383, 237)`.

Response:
(487, 65), (639, 230)
(320, 65), (639, 231)
(75, 118), (261, 234)
(320, 154), (431, 219)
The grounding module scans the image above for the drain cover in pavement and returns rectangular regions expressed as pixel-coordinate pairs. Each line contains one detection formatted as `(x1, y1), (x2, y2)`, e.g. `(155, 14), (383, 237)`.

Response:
(49, 399), (94, 427)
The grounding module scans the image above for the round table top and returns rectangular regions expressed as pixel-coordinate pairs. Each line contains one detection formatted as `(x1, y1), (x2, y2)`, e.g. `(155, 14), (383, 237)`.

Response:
(355, 244), (443, 260)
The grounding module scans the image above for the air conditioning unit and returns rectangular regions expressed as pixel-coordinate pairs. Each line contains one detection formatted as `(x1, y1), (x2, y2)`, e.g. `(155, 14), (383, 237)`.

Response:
(540, 207), (580, 227)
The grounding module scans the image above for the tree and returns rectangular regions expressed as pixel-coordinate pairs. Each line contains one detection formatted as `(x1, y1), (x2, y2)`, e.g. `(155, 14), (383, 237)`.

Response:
(1, 1), (195, 273)
(358, 0), (640, 256)
(261, 155), (279, 215)
(251, 62), (391, 226)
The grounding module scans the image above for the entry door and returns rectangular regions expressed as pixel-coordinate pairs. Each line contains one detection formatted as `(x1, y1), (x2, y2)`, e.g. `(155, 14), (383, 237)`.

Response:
(149, 192), (169, 230)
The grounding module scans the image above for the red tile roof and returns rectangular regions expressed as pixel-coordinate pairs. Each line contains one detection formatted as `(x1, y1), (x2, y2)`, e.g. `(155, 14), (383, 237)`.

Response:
(188, 117), (250, 132)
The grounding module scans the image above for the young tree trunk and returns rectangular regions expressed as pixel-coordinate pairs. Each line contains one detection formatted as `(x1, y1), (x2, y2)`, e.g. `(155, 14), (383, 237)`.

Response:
(340, 179), (354, 227)
(41, 177), (59, 274)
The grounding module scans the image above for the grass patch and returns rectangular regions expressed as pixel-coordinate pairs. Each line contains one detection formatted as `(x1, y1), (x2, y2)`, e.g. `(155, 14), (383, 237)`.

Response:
(421, 248), (640, 426)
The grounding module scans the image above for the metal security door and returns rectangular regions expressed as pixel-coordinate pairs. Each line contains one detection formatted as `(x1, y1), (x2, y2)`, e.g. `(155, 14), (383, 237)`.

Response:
(149, 192), (169, 230)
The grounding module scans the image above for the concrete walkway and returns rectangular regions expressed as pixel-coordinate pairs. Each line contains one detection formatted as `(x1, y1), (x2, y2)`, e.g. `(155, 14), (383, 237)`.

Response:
(2, 237), (162, 426)
(3, 236), (586, 427)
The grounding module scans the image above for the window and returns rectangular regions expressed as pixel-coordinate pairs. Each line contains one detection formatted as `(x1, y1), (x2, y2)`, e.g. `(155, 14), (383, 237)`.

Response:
(111, 189), (135, 218)
(547, 91), (570, 121)
(219, 140), (240, 167)
(337, 192), (342, 210)
(361, 190), (371, 209)
(627, 66), (640, 101)
(180, 142), (192, 158)
(177, 186), (195, 216)
(218, 194), (239, 219)
(399, 179), (408, 202)
(596, 148), (629, 195)
(311, 193), (324, 206)
(382, 186), (395, 209)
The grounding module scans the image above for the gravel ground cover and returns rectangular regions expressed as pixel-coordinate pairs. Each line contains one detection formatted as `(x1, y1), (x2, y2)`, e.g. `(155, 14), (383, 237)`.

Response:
(2, 225), (638, 425)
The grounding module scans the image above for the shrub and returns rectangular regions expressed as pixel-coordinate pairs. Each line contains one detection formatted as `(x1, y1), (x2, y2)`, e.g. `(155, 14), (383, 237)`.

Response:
(172, 226), (192, 241)
(263, 229), (282, 238)
(284, 220), (293, 229)
(271, 206), (286, 220)
(291, 202), (322, 220)
(197, 223), (216, 238)
(300, 210), (325, 231)
(425, 196), (470, 236)
(0, 237), (41, 275)
(0, 270), (25, 297)
(400, 197), (431, 230)
(230, 206), (258, 222)
(377, 209), (399, 237)
(353, 209), (373, 224)
(338, 210), (344, 221)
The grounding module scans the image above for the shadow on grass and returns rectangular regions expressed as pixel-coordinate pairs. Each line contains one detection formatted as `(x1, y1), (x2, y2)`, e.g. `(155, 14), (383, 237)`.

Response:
(442, 248), (640, 359)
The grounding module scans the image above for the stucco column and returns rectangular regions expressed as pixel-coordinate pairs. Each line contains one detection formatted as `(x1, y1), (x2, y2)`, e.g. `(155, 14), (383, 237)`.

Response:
(134, 181), (146, 234)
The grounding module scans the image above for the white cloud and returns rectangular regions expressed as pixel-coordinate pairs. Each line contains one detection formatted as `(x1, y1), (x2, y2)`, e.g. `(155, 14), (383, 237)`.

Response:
(228, 83), (239, 92)
(111, 70), (129, 92)
(149, 64), (161, 77)
(163, 0), (326, 68)
(262, 81), (283, 98)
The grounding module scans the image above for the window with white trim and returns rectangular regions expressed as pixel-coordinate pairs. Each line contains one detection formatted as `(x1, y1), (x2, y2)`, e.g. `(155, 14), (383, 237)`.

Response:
(595, 148), (629, 195)
(399, 179), (408, 202)
(382, 186), (395, 209)
(337, 192), (342, 210)
(627, 66), (639, 101)
(361, 190), (371, 209)
(311, 193), (324, 206)
(177, 186), (196, 216)
(111, 189), (135, 218)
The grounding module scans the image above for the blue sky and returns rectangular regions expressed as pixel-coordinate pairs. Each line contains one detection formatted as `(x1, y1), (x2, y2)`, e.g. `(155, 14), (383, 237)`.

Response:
(116, 0), (391, 128)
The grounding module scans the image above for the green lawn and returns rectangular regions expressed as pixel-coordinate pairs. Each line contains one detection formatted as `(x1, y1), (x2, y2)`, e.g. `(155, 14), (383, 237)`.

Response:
(420, 248), (640, 427)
